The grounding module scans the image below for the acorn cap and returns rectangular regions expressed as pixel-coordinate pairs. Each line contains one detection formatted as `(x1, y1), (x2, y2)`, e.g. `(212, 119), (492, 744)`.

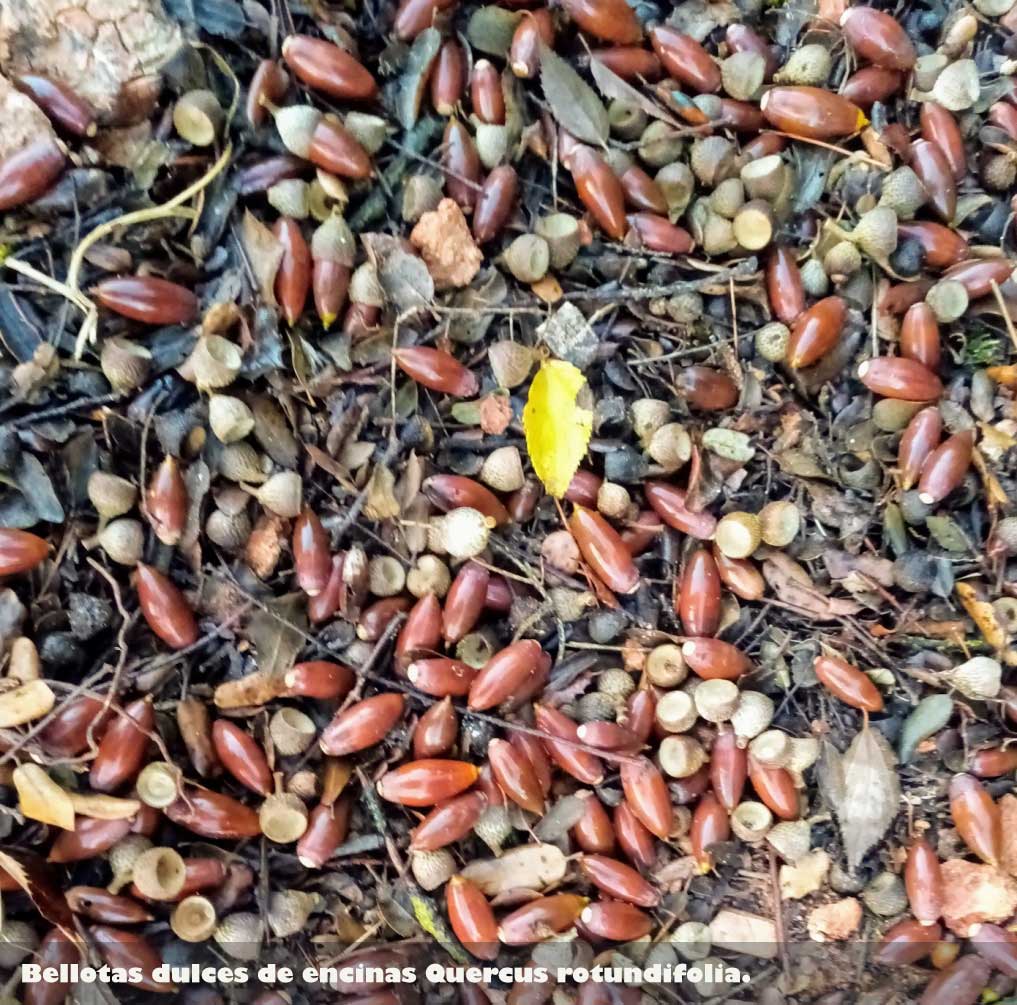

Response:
(630, 398), (671, 447)
(268, 889), (321, 938)
(925, 279), (969, 323)
(655, 689), (697, 732)
(272, 104), (322, 158)
(849, 206), (898, 259)
(481, 445), (526, 492)
(269, 707), (317, 756)
(259, 791), (309, 843)
(647, 422), (692, 472)
(729, 690), (775, 741)
(311, 212), (356, 266)
(245, 471), (303, 518)
(931, 58), (980, 110)
(88, 471), (138, 520)
(823, 240), (862, 279)
(349, 262), (385, 306)
(101, 337), (152, 392)
(434, 507), (493, 559)
(171, 896), (218, 942)
(367, 555), (406, 597)
(755, 322), (790, 363)
(721, 50), (765, 101)
(208, 395), (255, 444)
(136, 762), (181, 808)
(174, 89), (223, 147)
(730, 801), (773, 843)
(106, 834), (153, 893)
(406, 554), (451, 598)
(766, 818), (811, 864)
(694, 679), (739, 722)
(267, 178), (311, 219)
(473, 803), (513, 854)
(219, 442), (267, 484)
(877, 166), (927, 219)
(504, 234), (550, 284)
(748, 728), (791, 767)
(758, 500), (800, 547)
(659, 735), (707, 778)
(410, 848), (456, 891)
(213, 912), (264, 960)
(132, 846), (186, 900)
(714, 511), (762, 559)
(774, 44), (831, 86)
(645, 643), (688, 688)
(186, 335), (243, 392)
(97, 518), (145, 565)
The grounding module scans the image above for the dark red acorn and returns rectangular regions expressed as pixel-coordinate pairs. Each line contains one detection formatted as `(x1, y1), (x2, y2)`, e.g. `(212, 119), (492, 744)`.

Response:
(569, 506), (640, 594)
(0, 528), (49, 576)
(135, 564), (199, 650)
(90, 697), (154, 792)
(212, 719), (273, 795)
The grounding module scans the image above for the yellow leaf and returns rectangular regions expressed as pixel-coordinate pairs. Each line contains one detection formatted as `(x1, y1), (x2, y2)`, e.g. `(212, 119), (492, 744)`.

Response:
(955, 581), (1007, 651)
(522, 360), (593, 498)
(12, 764), (75, 830)
(67, 792), (141, 821)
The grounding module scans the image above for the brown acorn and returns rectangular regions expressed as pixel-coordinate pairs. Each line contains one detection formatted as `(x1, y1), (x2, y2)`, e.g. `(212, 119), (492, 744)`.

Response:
(0, 138), (65, 211)
(786, 296), (846, 369)
(145, 456), (187, 547)
(135, 564), (199, 650)
(620, 756), (671, 839)
(949, 773), (1001, 866)
(905, 837), (944, 926)
(858, 357), (943, 401)
(447, 875), (499, 960)
(14, 75), (96, 136)
(393, 347), (479, 397)
(813, 654), (883, 712)
(562, 0), (641, 44)
(760, 87), (866, 139)
(320, 693), (406, 756)
(898, 407), (943, 491)
(570, 145), (627, 240)
(377, 759), (480, 806)
(212, 720), (273, 796)
(650, 27), (721, 93)
(569, 506), (639, 594)
(917, 430), (974, 505)
(281, 35), (377, 101)
(0, 528), (49, 576)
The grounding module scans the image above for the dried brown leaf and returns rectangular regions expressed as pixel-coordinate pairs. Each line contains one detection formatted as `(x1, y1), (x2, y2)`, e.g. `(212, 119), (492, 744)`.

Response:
(240, 210), (283, 307)
(247, 594), (306, 680)
(829, 725), (899, 870)
(762, 552), (862, 620)
(589, 57), (681, 128)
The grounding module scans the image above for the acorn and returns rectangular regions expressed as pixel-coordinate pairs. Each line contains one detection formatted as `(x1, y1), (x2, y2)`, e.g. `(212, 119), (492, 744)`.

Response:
(730, 801), (773, 842)
(709, 178), (746, 219)
(88, 472), (137, 522)
(267, 890), (320, 938)
(101, 338), (151, 392)
(98, 519), (144, 565)
(480, 446), (525, 492)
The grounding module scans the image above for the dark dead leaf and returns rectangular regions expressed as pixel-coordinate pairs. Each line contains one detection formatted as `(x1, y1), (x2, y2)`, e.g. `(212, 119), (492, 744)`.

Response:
(540, 43), (609, 147)
(363, 235), (434, 312)
(247, 594), (306, 679)
(398, 28), (442, 129)
(0, 850), (75, 935)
